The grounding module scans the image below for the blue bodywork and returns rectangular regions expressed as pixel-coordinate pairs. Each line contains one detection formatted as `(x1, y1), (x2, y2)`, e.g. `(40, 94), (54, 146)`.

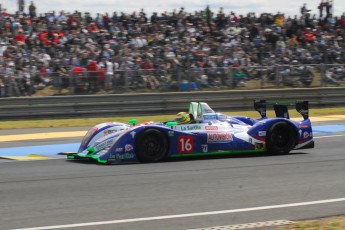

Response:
(68, 101), (314, 164)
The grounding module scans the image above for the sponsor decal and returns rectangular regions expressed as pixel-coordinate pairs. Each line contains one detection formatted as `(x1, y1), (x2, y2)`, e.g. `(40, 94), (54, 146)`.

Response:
(299, 124), (309, 129)
(255, 143), (266, 150)
(103, 129), (119, 135)
(299, 130), (302, 137)
(115, 147), (123, 152)
(299, 109), (308, 115)
(130, 131), (136, 139)
(205, 126), (218, 130)
(168, 131), (174, 136)
(97, 148), (109, 155)
(125, 144), (133, 152)
(303, 131), (309, 139)
(207, 133), (233, 143)
(178, 136), (194, 154)
(201, 144), (208, 153)
(217, 114), (227, 120)
(204, 114), (217, 120)
(95, 139), (113, 151)
(181, 125), (202, 131)
(115, 153), (134, 160)
(110, 153), (135, 160)
(97, 132), (120, 142)
(258, 131), (266, 137)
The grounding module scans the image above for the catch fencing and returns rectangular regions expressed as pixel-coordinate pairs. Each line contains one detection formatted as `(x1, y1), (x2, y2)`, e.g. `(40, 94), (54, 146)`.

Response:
(0, 64), (345, 98)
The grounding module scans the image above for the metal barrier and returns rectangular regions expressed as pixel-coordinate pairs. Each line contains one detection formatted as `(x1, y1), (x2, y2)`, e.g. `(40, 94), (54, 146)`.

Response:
(0, 87), (344, 120)
(0, 64), (345, 97)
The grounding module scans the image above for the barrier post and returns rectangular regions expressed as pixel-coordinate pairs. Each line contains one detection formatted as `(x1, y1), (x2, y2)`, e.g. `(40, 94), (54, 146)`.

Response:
(320, 63), (325, 87)
(275, 65), (282, 88)
(69, 71), (75, 95)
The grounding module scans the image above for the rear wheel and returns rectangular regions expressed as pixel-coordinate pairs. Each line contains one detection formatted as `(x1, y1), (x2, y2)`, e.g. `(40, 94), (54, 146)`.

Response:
(135, 129), (168, 163)
(266, 121), (296, 154)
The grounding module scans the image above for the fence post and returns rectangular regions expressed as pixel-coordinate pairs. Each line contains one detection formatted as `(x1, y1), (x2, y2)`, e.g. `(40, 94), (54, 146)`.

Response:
(320, 63), (325, 87)
(260, 67), (265, 89)
(177, 67), (182, 91)
(69, 70), (75, 95)
(124, 68), (129, 90)
(275, 64), (281, 88)
(228, 67), (233, 89)
(7, 76), (13, 97)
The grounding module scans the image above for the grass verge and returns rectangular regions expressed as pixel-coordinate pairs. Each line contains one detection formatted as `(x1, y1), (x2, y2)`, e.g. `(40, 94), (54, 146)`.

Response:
(277, 215), (345, 230)
(0, 107), (344, 130)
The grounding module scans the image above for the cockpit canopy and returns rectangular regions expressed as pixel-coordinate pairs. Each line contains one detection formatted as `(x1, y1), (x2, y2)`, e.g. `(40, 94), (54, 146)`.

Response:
(188, 102), (218, 121)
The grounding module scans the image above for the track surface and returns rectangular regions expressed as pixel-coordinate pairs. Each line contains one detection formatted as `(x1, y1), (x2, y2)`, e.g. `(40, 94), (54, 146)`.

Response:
(0, 127), (345, 230)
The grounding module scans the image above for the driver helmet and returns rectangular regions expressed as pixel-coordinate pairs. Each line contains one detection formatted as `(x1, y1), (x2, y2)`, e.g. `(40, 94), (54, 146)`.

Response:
(175, 112), (191, 124)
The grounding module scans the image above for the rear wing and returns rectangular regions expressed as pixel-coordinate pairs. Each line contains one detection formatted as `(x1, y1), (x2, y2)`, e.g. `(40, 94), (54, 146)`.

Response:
(254, 100), (309, 120)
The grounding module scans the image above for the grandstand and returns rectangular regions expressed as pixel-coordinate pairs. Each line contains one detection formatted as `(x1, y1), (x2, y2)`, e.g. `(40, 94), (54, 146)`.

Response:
(0, 1), (344, 97)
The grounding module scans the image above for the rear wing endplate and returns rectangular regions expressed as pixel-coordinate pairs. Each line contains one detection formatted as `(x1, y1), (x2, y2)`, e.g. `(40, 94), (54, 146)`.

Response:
(254, 100), (309, 120)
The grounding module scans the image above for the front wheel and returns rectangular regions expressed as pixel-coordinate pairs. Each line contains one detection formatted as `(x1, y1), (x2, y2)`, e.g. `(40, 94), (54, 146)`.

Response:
(266, 122), (296, 154)
(135, 129), (168, 163)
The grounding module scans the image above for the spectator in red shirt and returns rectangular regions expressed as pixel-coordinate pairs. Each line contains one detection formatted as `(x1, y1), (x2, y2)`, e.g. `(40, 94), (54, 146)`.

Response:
(86, 60), (99, 92)
(14, 31), (26, 46)
(339, 16), (345, 28)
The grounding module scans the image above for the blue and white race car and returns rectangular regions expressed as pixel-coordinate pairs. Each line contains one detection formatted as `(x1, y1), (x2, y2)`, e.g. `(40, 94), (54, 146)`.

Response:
(67, 100), (314, 164)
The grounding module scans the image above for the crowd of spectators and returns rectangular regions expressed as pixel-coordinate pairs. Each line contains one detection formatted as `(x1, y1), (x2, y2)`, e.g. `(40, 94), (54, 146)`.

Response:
(0, 1), (345, 96)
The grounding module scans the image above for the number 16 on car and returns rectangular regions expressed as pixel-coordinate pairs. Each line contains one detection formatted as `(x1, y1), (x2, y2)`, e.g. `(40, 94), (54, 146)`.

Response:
(178, 136), (194, 154)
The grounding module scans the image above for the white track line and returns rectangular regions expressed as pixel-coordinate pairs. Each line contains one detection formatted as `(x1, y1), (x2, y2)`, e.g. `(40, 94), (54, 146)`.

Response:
(314, 134), (345, 139)
(10, 198), (345, 230)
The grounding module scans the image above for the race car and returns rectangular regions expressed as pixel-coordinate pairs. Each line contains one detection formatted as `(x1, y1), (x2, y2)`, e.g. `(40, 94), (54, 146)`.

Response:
(67, 100), (314, 164)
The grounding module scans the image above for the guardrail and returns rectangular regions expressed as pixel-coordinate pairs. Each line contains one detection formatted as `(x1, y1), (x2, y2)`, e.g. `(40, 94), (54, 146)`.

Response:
(0, 87), (344, 120)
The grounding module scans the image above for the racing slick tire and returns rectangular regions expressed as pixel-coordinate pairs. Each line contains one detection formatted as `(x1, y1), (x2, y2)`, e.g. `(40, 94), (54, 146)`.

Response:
(266, 121), (296, 155)
(135, 129), (168, 163)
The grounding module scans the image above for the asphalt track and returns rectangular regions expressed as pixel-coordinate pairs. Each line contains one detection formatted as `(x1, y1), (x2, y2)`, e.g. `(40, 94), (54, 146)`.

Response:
(0, 119), (345, 230)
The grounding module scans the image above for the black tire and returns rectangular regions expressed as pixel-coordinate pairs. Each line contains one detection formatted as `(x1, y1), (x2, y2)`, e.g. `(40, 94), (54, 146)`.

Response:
(266, 121), (296, 154)
(135, 129), (168, 163)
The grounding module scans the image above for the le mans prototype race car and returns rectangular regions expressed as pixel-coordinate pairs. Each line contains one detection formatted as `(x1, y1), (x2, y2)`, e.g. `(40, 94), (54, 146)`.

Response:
(67, 100), (314, 164)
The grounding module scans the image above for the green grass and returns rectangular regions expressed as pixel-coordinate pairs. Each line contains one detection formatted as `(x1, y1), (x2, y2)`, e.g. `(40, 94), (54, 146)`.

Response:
(277, 216), (345, 230)
(0, 106), (344, 130)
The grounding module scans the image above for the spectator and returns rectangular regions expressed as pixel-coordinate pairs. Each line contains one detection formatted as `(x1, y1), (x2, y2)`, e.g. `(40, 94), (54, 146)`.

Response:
(86, 60), (99, 92)
(325, 0), (333, 18)
(18, 0), (25, 12)
(318, 0), (325, 18)
(28, 1), (36, 18)
(301, 4), (311, 16)
(0, 2), (344, 97)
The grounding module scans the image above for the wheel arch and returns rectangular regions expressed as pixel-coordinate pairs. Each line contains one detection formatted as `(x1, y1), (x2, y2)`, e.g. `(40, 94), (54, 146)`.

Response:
(274, 120), (299, 146)
(134, 127), (170, 163)
(266, 120), (299, 154)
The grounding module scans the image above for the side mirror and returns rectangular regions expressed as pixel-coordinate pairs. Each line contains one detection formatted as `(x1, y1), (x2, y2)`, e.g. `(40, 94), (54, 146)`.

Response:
(128, 119), (137, 126)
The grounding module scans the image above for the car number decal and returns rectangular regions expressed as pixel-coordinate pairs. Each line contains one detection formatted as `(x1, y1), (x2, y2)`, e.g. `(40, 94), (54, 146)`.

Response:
(178, 136), (194, 154)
